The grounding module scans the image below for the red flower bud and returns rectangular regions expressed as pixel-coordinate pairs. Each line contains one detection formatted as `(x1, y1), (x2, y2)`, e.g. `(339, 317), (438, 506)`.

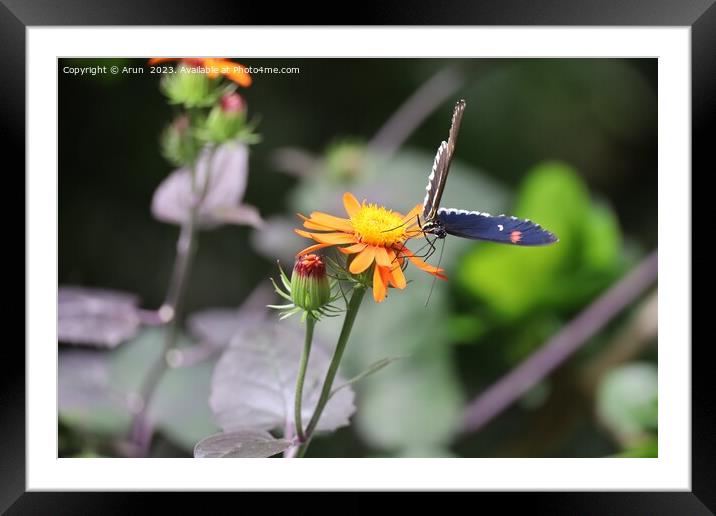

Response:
(220, 92), (245, 114)
(291, 254), (330, 311)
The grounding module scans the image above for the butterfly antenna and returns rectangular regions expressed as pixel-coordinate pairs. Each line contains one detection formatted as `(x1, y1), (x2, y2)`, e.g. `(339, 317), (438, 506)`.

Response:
(425, 237), (446, 307)
(381, 219), (410, 233)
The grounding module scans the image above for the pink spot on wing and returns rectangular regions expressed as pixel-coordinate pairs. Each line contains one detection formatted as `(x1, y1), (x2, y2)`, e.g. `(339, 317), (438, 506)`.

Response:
(510, 230), (522, 244)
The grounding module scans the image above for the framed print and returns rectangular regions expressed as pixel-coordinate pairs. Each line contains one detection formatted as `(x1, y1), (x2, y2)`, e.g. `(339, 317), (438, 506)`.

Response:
(5, 0), (710, 512)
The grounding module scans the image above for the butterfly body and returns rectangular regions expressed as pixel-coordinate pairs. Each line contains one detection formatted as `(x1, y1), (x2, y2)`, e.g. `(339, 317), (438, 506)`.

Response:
(420, 100), (558, 247)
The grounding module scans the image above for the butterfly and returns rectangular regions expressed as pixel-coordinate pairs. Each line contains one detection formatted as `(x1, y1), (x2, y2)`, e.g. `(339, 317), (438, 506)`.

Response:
(420, 99), (558, 246)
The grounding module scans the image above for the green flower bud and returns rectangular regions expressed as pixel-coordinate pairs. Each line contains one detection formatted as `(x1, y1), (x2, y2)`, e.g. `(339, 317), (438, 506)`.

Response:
(160, 115), (200, 166)
(195, 93), (260, 145)
(291, 254), (331, 312)
(160, 63), (224, 108)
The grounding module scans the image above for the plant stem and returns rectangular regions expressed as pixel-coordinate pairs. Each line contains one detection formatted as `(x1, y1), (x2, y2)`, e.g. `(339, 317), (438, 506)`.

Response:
(296, 286), (366, 457)
(294, 316), (316, 443)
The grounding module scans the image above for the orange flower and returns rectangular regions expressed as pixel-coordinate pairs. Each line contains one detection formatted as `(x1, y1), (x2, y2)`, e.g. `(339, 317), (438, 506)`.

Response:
(148, 57), (252, 87)
(295, 192), (446, 303)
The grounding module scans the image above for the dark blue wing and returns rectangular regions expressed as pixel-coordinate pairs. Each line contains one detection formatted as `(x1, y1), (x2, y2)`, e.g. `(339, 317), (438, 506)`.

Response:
(437, 208), (558, 246)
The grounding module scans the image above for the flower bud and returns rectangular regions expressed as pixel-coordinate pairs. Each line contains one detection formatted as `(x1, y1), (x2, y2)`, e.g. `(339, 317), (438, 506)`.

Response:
(160, 115), (199, 166)
(220, 92), (245, 114)
(198, 93), (254, 143)
(160, 64), (222, 108)
(291, 254), (331, 312)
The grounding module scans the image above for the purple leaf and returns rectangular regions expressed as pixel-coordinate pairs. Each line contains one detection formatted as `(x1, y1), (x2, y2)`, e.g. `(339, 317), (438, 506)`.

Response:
(59, 350), (116, 407)
(188, 284), (274, 348)
(58, 286), (142, 348)
(209, 203), (264, 229)
(58, 349), (133, 434)
(151, 142), (256, 229)
(194, 429), (292, 458)
(210, 322), (355, 435)
(250, 215), (308, 264)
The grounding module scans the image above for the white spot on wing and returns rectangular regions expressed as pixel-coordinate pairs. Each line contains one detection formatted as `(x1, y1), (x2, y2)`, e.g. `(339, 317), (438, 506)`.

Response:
(438, 208), (491, 217)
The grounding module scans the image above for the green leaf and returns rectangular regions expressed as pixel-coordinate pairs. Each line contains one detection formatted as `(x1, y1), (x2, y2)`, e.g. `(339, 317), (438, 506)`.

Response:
(456, 161), (623, 319)
(397, 445), (457, 458)
(446, 314), (489, 344)
(355, 350), (464, 450)
(581, 201), (621, 271)
(597, 362), (658, 444)
(612, 436), (658, 458)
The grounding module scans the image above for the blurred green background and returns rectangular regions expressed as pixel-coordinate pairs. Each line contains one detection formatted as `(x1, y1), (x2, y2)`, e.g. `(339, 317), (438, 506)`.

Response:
(59, 58), (657, 458)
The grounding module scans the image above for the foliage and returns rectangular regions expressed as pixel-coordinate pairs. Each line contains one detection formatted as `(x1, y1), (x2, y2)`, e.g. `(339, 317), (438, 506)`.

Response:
(597, 362), (658, 449)
(59, 329), (218, 451)
(457, 161), (623, 320)
(209, 323), (355, 436)
(58, 58), (657, 459)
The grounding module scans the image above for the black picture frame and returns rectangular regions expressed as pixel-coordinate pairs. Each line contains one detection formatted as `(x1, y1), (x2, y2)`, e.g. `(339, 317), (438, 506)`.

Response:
(5, 0), (709, 512)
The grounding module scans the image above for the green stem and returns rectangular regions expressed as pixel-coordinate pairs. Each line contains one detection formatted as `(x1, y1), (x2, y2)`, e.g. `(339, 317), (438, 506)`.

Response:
(294, 316), (316, 443)
(296, 286), (366, 457)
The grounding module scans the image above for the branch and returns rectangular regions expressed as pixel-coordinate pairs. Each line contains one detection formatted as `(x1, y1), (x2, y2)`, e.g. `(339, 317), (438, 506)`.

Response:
(368, 66), (463, 157)
(460, 250), (658, 435)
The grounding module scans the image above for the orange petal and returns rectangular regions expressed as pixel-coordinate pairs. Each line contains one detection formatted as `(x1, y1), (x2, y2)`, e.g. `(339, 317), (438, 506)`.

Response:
(222, 62), (252, 87)
(374, 246), (392, 267)
(373, 265), (388, 303)
(387, 248), (407, 269)
(400, 246), (447, 279)
(342, 192), (361, 218)
(408, 255), (447, 279)
(298, 213), (335, 231)
(301, 220), (336, 231)
(315, 233), (356, 245)
(389, 265), (407, 289)
(200, 58), (222, 78)
(338, 243), (368, 255)
(148, 58), (177, 65)
(307, 212), (354, 233)
(401, 203), (423, 227)
(294, 228), (314, 239)
(297, 242), (332, 256)
(349, 246), (376, 274)
(295, 229), (355, 245)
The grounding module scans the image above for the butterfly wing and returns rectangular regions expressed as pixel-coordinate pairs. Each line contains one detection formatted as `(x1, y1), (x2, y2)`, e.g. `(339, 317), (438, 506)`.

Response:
(437, 208), (558, 246)
(422, 99), (466, 221)
(422, 141), (448, 221)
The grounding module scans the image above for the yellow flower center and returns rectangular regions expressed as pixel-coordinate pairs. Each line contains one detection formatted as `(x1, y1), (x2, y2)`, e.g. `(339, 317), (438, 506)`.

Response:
(351, 204), (406, 247)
